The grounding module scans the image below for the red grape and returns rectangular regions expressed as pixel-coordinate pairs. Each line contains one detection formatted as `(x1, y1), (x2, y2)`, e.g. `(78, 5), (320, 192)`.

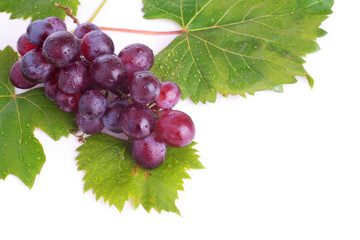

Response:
(121, 104), (156, 139)
(10, 60), (36, 89)
(156, 110), (195, 147)
(132, 133), (166, 170)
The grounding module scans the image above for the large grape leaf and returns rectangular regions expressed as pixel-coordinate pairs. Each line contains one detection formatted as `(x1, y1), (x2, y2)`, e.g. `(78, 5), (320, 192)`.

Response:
(0, 0), (80, 21)
(76, 134), (203, 215)
(143, 0), (334, 103)
(0, 46), (76, 188)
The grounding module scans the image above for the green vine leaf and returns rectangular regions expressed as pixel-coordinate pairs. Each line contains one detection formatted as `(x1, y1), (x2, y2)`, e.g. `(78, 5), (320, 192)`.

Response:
(0, 0), (80, 21)
(76, 134), (203, 215)
(143, 0), (334, 103)
(0, 46), (76, 188)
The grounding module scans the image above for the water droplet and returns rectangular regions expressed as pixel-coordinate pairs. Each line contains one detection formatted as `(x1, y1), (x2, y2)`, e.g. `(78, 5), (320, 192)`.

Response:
(25, 122), (31, 128)
(0, 131), (4, 135)
(36, 157), (41, 161)
(17, 138), (22, 144)
(2, 171), (7, 175)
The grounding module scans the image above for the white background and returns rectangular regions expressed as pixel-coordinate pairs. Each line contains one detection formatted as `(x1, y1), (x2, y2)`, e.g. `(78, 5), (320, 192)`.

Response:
(0, 0), (359, 239)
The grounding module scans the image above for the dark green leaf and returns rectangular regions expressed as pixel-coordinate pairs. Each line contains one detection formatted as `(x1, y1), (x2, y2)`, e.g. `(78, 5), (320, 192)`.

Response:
(76, 134), (203, 215)
(0, 0), (80, 21)
(0, 46), (76, 188)
(143, 0), (334, 103)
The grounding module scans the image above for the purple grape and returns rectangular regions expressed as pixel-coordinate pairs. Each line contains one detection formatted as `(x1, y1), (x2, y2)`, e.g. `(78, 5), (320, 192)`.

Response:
(43, 31), (81, 68)
(121, 104), (156, 139)
(10, 60), (37, 89)
(81, 30), (114, 62)
(20, 48), (57, 84)
(118, 43), (154, 80)
(45, 17), (67, 31)
(55, 90), (81, 112)
(74, 23), (100, 39)
(57, 61), (89, 94)
(17, 33), (38, 56)
(78, 90), (106, 120)
(89, 54), (127, 91)
(44, 76), (59, 101)
(76, 111), (104, 134)
(155, 81), (181, 109)
(129, 71), (160, 104)
(26, 19), (56, 47)
(132, 133), (166, 170)
(156, 110), (195, 147)
(101, 100), (128, 133)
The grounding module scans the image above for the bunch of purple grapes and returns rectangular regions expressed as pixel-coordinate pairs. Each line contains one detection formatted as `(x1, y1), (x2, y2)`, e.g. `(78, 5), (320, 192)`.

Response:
(9, 17), (195, 170)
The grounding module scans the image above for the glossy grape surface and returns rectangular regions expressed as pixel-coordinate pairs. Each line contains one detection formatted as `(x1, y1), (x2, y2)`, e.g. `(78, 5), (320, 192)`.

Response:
(76, 111), (104, 134)
(129, 71), (160, 104)
(156, 110), (195, 147)
(55, 90), (81, 112)
(43, 31), (81, 68)
(101, 99), (128, 133)
(118, 43), (154, 80)
(74, 23), (100, 39)
(57, 61), (89, 94)
(45, 17), (67, 31)
(20, 48), (57, 83)
(44, 76), (59, 101)
(78, 90), (107, 120)
(26, 20), (56, 47)
(17, 33), (38, 56)
(81, 30), (114, 62)
(132, 133), (166, 170)
(89, 54), (127, 91)
(156, 81), (181, 109)
(10, 60), (37, 89)
(121, 104), (156, 139)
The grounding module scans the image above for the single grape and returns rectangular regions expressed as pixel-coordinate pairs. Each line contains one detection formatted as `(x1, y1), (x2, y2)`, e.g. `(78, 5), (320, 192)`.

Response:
(74, 23), (101, 39)
(44, 76), (59, 101)
(156, 110), (195, 147)
(89, 54), (127, 91)
(45, 17), (67, 31)
(155, 81), (181, 109)
(10, 60), (37, 89)
(129, 71), (160, 104)
(121, 104), (156, 139)
(17, 33), (38, 56)
(76, 111), (104, 134)
(57, 61), (89, 94)
(101, 99), (128, 133)
(81, 30), (114, 62)
(43, 31), (81, 68)
(132, 133), (166, 170)
(20, 48), (57, 83)
(55, 90), (81, 112)
(118, 43), (154, 80)
(26, 19), (56, 47)
(78, 90), (107, 120)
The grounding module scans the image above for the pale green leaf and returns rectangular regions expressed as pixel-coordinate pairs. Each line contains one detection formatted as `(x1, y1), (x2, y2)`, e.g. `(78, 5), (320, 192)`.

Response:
(76, 134), (203, 215)
(0, 46), (76, 188)
(143, 0), (334, 103)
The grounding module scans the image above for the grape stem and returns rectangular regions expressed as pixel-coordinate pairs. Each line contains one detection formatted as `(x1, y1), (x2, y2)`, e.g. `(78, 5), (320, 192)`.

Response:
(55, 3), (80, 26)
(88, 0), (108, 23)
(99, 27), (183, 35)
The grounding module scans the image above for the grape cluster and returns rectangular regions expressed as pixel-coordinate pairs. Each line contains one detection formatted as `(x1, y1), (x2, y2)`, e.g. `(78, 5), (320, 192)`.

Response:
(9, 17), (195, 170)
